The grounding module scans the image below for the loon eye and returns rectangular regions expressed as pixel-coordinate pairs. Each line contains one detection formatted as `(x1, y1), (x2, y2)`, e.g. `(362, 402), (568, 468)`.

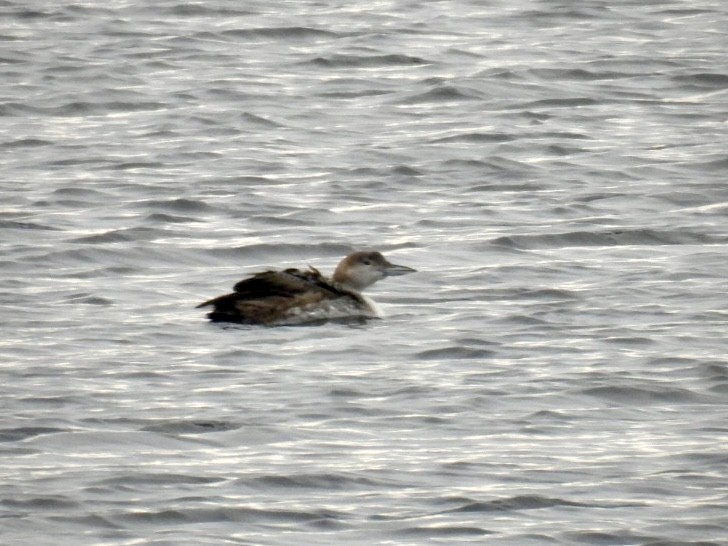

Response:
(361, 259), (371, 265)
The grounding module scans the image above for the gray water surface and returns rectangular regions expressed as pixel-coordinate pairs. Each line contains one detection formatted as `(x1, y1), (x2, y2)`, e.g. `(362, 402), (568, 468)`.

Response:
(2, 1), (728, 545)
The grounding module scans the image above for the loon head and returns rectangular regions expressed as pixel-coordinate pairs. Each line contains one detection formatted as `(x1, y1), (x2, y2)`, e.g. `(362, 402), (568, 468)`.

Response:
(332, 251), (415, 292)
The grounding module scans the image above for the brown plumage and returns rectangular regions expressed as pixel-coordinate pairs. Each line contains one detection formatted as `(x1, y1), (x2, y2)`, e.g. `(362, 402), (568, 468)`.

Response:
(196, 251), (415, 325)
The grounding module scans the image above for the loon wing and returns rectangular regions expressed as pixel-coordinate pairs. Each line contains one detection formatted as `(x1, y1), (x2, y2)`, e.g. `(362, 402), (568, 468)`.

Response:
(232, 267), (339, 297)
(196, 267), (357, 324)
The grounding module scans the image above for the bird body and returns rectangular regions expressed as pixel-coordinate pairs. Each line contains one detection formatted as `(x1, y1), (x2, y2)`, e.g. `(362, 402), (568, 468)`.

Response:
(196, 251), (414, 325)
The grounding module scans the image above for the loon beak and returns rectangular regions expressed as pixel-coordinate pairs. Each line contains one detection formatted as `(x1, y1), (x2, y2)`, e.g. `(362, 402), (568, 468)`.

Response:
(383, 262), (416, 277)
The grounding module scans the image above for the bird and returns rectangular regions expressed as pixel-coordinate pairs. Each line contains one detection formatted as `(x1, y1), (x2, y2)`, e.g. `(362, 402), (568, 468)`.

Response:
(196, 250), (415, 325)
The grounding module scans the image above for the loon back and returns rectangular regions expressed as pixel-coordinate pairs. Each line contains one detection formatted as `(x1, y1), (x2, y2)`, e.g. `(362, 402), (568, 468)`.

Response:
(196, 267), (366, 325)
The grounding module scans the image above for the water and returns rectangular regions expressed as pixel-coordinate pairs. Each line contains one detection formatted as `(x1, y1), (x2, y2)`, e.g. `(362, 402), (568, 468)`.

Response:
(2, 1), (728, 544)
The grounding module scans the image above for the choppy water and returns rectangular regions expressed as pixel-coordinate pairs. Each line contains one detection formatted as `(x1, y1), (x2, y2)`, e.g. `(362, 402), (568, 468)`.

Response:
(2, 1), (728, 544)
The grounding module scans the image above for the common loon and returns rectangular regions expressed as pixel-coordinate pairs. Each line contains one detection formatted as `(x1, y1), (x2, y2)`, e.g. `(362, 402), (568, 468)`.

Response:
(196, 251), (415, 325)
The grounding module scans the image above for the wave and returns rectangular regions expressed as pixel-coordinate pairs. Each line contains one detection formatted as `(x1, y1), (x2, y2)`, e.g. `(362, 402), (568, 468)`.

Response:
(115, 505), (344, 526)
(307, 53), (431, 68)
(672, 72), (728, 89)
(0, 100), (166, 117)
(491, 229), (722, 249)
(415, 346), (496, 360)
(579, 384), (707, 405)
(517, 97), (602, 109)
(396, 84), (482, 103)
(246, 472), (386, 490)
(140, 420), (241, 435)
(0, 427), (64, 442)
(398, 525), (491, 537)
(136, 198), (215, 213)
(203, 242), (354, 260)
(0, 138), (54, 149)
(219, 26), (340, 41)
(445, 494), (590, 513)
(0, 220), (57, 230)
